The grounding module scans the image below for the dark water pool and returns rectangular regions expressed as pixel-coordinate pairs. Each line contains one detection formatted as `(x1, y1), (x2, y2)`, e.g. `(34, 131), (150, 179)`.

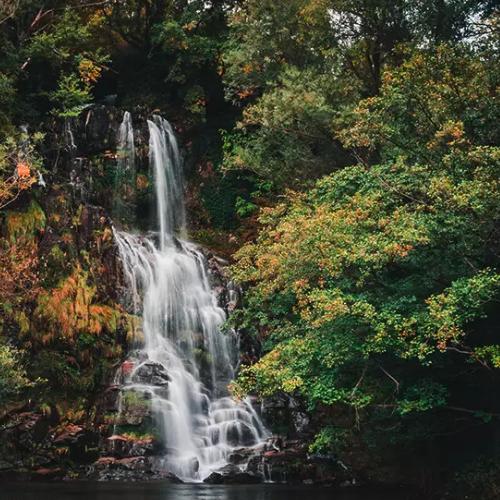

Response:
(0, 483), (416, 500)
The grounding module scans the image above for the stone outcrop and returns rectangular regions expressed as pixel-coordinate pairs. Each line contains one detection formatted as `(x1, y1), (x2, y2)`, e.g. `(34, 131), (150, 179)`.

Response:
(0, 408), (101, 481)
(101, 435), (161, 458)
(131, 362), (171, 387)
(203, 464), (261, 484)
(86, 456), (182, 482)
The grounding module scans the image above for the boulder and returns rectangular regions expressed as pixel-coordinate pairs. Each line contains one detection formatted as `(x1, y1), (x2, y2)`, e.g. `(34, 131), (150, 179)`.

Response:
(115, 390), (152, 426)
(227, 446), (257, 465)
(132, 362), (171, 387)
(224, 422), (259, 447)
(34, 468), (66, 481)
(203, 464), (261, 484)
(103, 386), (121, 413)
(129, 350), (149, 363)
(102, 435), (160, 458)
(116, 456), (151, 472)
(87, 455), (183, 482)
(53, 425), (100, 463)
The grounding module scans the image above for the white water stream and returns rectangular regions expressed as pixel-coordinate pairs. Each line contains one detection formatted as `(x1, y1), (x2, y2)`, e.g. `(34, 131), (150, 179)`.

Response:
(115, 111), (136, 224)
(113, 114), (267, 481)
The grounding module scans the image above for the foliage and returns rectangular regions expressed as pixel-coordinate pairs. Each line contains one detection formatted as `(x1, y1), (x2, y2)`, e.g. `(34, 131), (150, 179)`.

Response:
(0, 344), (32, 407)
(0, 133), (42, 210)
(224, 65), (351, 187)
(0, 183), (129, 402)
(221, 0), (492, 188)
(34, 264), (126, 346)
(231, 46), (500, 482)
(0, 198), (45, 330)
(1, 0), (500, 494)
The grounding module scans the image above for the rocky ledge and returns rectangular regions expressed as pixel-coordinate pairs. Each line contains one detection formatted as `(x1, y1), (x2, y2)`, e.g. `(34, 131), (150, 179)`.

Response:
(203, 464), (260, 484)
(0, 385), (354, 485)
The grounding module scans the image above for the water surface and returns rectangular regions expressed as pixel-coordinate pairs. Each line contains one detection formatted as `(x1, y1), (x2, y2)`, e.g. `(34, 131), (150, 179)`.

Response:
(1, 482), (416, 500)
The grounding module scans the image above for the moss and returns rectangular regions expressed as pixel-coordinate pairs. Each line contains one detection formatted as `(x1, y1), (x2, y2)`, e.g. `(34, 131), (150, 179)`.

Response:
(48, 244), (66, 267)
(121, 390), (150, 408)
(13, 311), (29, 335)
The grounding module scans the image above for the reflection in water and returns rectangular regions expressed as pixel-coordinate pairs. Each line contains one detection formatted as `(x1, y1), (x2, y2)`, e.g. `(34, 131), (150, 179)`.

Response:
(1, 483), (415, 500)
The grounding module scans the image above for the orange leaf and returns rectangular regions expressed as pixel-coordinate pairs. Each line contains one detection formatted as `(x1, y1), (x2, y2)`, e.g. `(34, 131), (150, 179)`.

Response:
(17, 162), (30, 178)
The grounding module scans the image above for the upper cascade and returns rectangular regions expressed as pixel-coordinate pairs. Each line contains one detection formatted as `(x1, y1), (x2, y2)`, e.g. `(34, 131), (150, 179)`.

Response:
(115, 111), (136, 225)
(148, 115), (185, 248)
(113, 113), (268, 481)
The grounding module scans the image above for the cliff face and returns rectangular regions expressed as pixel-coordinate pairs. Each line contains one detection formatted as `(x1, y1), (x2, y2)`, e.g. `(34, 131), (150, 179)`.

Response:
(0, 107), (248, 482)
(0, 107), (133, 479)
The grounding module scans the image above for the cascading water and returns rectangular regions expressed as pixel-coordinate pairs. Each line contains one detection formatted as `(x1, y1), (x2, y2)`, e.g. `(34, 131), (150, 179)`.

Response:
(113, 115), (267, 482)
(115, 112), (136, 225)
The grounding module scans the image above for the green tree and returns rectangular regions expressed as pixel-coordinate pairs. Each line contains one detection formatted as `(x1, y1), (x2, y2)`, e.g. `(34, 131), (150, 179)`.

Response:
(231, 46), (500, 477)
(0, 345), (32, 409)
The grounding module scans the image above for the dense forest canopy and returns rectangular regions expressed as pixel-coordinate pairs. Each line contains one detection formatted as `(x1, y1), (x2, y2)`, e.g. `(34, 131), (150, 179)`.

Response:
(2, 0), (500, 496)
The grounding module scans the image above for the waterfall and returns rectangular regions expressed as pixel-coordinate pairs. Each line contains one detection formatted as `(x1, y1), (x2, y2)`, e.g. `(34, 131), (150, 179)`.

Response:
(115, 112), (136, 225)
(148, 116), (185, 247)
(64, 118), (85, 201)
(113, 115), (267, 482)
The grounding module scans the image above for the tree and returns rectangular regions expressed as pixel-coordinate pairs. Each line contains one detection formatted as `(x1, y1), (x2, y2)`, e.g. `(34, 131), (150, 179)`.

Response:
(0, 345), (32, 411)
(230, 45), (500, 476)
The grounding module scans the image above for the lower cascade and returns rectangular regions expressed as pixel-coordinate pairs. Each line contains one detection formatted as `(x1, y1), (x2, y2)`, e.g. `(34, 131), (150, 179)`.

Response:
(112, 115), (268, 482)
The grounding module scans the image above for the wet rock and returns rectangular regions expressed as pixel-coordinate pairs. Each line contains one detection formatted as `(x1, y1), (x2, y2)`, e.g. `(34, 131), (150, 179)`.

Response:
(261, 394), (312, 439)
(77, 204), (111, 252)
(292, 411), (310, 435)
(95, 456), (117, 467)
(227, 447), (256, 465)
(34, 468), (66, 481)
(103, 386), (121, 413)
(39, 227), (64, 255)
(244, 443), (355, 486)
(132, 362), (171, 387)
(188, 456), (200, 473)
(225, 422), (259, 447)
(246, 446), (309, 484)
(76, 106), (119, 155)
(87, 455), (183, 482)
(32, 452), (57, 468)
(156, 471), (183, 483)
(0, 410), (52, 455)
(102, 435), (160, 458)
(129, 350), (149, 363)
(203, 464), (261, 484)
(0, 460), (14, 470)
(53, 424), (99, 463)
(116, 390), (152, 426)
(117, 456), (151, 471)
(205, 255), (242, 315)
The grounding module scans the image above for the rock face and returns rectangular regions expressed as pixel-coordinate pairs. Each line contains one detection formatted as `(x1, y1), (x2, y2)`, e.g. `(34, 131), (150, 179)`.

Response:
(0, 406), (182, 483)
(203, 464), (261, 484)
(261, 394), (312, 440)
(0, 408), (103, 481)
(115, 390), (153, 427)
(131, 362), (171, 387)
(53, 424), (100, 463)
(86, 456), (182, 482)
(101, 435), (161, 458)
